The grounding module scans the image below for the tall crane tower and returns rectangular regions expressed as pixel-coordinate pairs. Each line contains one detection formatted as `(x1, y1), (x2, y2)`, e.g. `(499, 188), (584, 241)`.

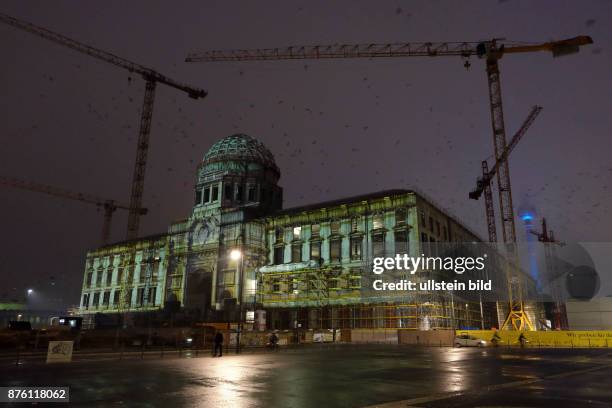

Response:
(529, 218), (567, 330)
(470, 105), (543, 242)
(0, 13), (207, 240)
(186, 36), (592, 330)
(0, 176), (146, 245)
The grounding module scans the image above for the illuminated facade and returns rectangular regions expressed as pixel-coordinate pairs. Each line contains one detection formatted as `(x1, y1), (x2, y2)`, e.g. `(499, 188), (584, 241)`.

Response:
(79, 134), (521, 329)
(79, 134), (281, 324)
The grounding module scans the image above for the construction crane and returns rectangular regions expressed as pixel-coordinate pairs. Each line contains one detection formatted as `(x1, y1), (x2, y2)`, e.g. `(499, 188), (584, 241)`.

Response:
(470, 105), (543, 242)
(186, 36), (592, 330)
(0, 176), (147, 245)
(186, 37), (589, 246)
(529, 218), (567, 330)
(0, 13), (207, 240)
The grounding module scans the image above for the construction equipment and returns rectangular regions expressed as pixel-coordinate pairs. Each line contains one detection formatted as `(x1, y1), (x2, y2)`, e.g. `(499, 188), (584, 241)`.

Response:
(186, 36), (592, 330)
(470, 105), (543, 242)
(186, 37), (590, 244)
(530, 218), (567, 329)
(0, 13), (207, 240)
(0, 176), (146, 245)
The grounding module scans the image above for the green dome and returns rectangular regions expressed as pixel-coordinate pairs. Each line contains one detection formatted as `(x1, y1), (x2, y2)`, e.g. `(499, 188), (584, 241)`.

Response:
(203, 134), (279, 174)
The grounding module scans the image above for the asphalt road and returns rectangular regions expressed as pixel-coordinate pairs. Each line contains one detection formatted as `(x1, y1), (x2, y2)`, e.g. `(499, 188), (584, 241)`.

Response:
(1, 345), (611, 407)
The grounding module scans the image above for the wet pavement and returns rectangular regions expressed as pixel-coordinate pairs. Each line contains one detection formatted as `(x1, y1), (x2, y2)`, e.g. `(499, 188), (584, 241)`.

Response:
(1, 344), (611, 407)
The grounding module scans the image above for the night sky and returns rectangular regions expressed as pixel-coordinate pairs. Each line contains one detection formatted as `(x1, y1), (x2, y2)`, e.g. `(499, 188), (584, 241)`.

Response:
(1, 1), (610, 309)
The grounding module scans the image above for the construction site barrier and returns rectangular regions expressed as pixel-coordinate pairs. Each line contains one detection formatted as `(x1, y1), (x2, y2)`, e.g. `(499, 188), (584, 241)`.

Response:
(456, 329), (612, 348)
(349, 329), (398, 344)
(399, 330), (454, 346)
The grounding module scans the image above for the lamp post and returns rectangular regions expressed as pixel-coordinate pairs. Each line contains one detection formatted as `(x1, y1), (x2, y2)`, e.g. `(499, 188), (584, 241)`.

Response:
(230, 235), (244, 354)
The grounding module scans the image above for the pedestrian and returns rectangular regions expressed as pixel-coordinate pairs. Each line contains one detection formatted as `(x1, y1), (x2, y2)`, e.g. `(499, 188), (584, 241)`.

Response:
(518, 332), (527, 348)
(270, 332), (279, 351)
(491, 331), (501, 347)
(213, 331), (224, 357)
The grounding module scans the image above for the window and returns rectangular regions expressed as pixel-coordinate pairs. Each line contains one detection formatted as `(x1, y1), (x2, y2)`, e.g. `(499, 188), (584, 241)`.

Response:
(92, 292), (100, 307)
(436, 221), (441, 236)
(248, 185), (256, 201)
(293, 226), (301, 240)
(82, 293), (90, 309)
(96, 271), (102, 287)
(373, 214), (384, 230)
(272, 280), (281, 293)
(86, 272), (93, 287)
(225, 183), (233, 200)
(291, 243), (302, 263)
(195, 189), (202, 205)
(395, 230), (409, 254)
(330, 239), (342, 263)
(274, 246), (284, 265)
(421, 232), (430, 255)
(331, 221), (341, 234)
(396, 208), (407, 225)
(147, 287), (157, 305)
(112, 291), (120, 306)
(351, 217), (359, 232)
(212, 185), (219, 202)
(136, 288), (145, 306)
(275, 228), (284, 243)
(311, 224), (320, 237)
(106, 271), (112, 286)
(350, 237), (362, 260)
(204, 187), (211, 203)
(117, 268), (124, 285)
(236, 185), (243, 201)
(103, 291), (110, 306)
(310, 240), (321, 261)
(222, 269), (235, 284)
(349, 276), (361, 289)
(373, 233), (385, 257)
(443, 226), (448, 241)
(429, 216), (434, 231)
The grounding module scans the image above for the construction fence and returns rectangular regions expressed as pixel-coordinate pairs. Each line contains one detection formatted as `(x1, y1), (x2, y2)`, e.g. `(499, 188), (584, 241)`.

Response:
(457, 329), (612, 348)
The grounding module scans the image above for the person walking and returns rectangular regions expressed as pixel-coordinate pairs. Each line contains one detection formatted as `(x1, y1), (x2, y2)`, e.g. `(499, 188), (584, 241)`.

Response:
(270, 332), (279, 351)
(491, 331), (501, 347)
(213, 331), (224, 357)
(518, 332), (528, 348)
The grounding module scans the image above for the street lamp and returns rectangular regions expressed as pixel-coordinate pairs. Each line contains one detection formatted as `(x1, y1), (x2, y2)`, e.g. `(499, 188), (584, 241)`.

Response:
(230, 249), (242, 261)
(230, 236), (245, 354)
(27, 289), (33, 295)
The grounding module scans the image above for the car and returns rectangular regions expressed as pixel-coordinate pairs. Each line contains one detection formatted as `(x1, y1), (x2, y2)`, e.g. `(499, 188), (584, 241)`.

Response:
(454, 334), (487, 347)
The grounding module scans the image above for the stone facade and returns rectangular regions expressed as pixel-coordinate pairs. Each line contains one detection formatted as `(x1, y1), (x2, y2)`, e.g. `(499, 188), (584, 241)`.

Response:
(79, 134), (525, 330)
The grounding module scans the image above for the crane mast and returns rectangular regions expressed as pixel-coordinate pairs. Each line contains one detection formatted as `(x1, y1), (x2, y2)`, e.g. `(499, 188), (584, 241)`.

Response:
(186, 36), (591, 330)
(0, 176), (146, 245)
(471, 105), (543, 242)
(0, 12), (207, 240)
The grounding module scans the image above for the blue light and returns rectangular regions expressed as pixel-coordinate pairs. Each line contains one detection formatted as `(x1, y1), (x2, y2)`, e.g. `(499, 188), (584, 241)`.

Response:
(521, 213), (534, 222)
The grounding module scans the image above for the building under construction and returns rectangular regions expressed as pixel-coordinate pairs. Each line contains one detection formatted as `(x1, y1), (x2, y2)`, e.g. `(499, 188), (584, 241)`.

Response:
(78, 134), (540, 330)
